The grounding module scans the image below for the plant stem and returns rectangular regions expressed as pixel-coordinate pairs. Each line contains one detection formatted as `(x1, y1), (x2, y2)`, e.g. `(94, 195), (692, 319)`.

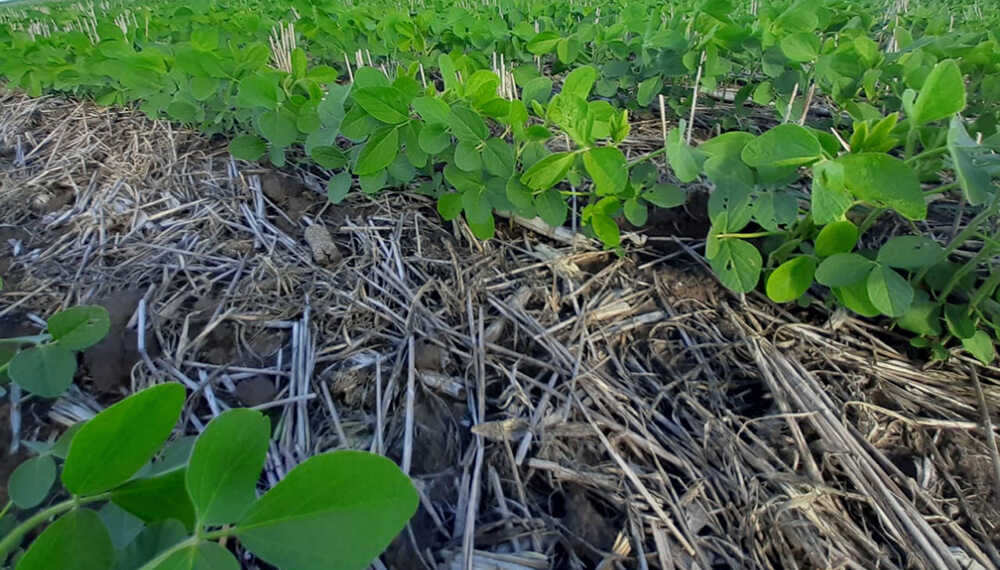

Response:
(137, 528), (236, 569)
(715, 231), (784, 239)
(0, 335), (49, 346)
(917, 191), (1000, 286)
(857, 206), (886, 235)
(905, 145), (949, 165)
(627, 146), (667, 166)
(0, 501), (11, 520)
(969, 258), (1000, 309)
(923, 181), (960, 197)
(904, 126), (919, 160)
(134, 536), (202, 569)
(0, 493), (110, 563)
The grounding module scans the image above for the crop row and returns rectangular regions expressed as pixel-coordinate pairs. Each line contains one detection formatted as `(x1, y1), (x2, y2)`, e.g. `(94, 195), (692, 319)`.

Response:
(1, 0), (999, 362)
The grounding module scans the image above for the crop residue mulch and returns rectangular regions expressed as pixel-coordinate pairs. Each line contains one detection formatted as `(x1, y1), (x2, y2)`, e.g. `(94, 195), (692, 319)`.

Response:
(2, 87), (999, 569)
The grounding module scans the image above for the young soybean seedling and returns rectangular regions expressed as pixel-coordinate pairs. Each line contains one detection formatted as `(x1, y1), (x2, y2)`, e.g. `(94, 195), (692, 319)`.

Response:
(0, 383), (419, 570)
(0, 306), (110, 398)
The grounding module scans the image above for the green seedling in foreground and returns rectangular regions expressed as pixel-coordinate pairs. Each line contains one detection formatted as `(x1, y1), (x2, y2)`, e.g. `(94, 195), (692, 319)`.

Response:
(0, 383), (418, 570)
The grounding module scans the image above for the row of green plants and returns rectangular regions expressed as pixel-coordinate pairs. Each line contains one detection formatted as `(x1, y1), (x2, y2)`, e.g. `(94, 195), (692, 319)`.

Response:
(1, 0), (998, 365)
(0, 301), (417, 569)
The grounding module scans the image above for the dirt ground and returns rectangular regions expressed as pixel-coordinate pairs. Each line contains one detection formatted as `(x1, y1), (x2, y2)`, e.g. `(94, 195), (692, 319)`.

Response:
(2, 89), (1000, 569)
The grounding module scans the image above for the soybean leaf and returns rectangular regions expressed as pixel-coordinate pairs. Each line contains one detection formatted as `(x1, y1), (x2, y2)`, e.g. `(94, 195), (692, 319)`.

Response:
(358, 171), (388, 194)
(811, 160), (853, 224)
(438, 54), (458, 91)
(465, 70), (501, 107)
(948, 116), (996, 206)
(897, 301), (943, 336)
(15, 509), (113, 570)
(437, 194), (464, 221)
(8, 345), (77, 398)
(866, 264), (913, 317)
(339, 105), (379, 142)
(354, 127), (399, 176)
(444, 163), (483, 193)
(780, 32), (820, 62)
(623, 199), (648, 226)
(327, 172), (352, 204)
(112, 468), (197, 531)
(835, 153), (925, 220)
(814, 220), (859, 257)
(235, 451), (418, 570)
(462, 188), (495, 240)
(418, 123), (451, 154)
(454, 140), (483, 172)
(8, 454), (56, 509)
(411, 96), (450, 124)
(557, 38), (580, 64)
(709, 239), (762, 293)
(449, 106), (489, 142)
(189, 77), (219, 102)
(945, 304), (976, 339)
(520, 152), (575, 191)
(98, 502), (145, 550)
(404, 124), (428, 168)
(150, 436), (197, 476)
(352, 86), (410, 125)
(317, 83), (352, 129)
(237, 75), (281, 110)
(165, 100), (200, 123)
(832, 280), (881, 317)
(561, 65), (597, 100)
(526, 30), (560, 54)
(609, 110), (630, 144)
(962, 331), (996, 365)
(505, 177), (534, 211)
(547, 94), (589, 145)
(63, 383), (185, 496)
(708, 179), (753, 231)
(258, 109), (298, 148)
(910, 60), (966, 126)
(741, 124), (822, 168)
(766, 257), (816, 303)
(522, 77), (553, 106)
(700, 132), (756, 161)
(643, 184), (686, 208)
(353, 67), (390, 89)
(815, 253), (875, 287)
(482, 139), (515, 177)
(229, 135), (267, 161)
(51, 422), (85, 459)
(877, 236), (943, 269)
(637, 76), (663, 107)
(190, 28), (218, 52)
(752, 191), (798, 231)
(116, 521), (187, 570)
(667, 126), (706, 182)
(141, 542), (240, 570)
(309, 146), (347, 169)
(187, 409), (270, 526)
(583, 147), (627, 196)
(388, 154), (415, 183)
(535, 188), (568, 227)
(589, 214), (620, 247)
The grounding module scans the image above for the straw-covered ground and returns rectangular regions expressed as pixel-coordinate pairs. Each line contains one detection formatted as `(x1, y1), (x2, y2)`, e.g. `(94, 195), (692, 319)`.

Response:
(2, 88), (1000, 569)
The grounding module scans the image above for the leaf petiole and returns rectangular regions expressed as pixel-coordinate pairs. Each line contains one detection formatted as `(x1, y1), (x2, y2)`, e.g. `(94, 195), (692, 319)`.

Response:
(0, 335), (50, 346)
(0, 492), (111, 563)
(713, 231), (784, 239)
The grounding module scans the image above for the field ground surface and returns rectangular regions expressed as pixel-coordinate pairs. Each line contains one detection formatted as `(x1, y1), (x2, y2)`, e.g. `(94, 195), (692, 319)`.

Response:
(2, 0), (1000, 567)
